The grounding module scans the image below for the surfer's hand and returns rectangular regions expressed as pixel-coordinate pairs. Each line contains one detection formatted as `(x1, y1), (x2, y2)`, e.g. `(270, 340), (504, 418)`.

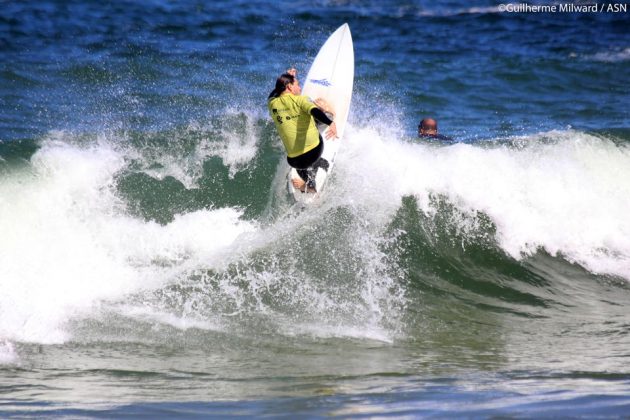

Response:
(325, 122), (337, 139)
(286, 68), (297, 77)
(314, 98), (335, 117)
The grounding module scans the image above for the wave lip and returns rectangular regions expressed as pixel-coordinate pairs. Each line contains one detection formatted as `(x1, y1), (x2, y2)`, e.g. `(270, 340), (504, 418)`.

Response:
(335, 128), (630, 281)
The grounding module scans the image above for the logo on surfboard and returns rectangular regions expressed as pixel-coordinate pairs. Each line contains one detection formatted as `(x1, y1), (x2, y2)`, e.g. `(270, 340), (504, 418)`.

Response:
(310, 78), (332, 87)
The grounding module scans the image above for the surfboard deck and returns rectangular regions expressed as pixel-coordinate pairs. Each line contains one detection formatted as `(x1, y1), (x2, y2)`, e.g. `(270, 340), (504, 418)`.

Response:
(288, 23), (354, 204)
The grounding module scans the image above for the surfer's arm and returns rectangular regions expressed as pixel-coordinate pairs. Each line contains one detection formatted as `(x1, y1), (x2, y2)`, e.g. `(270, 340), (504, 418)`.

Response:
(310, 108), (337, 139)
(310, 107), (333, 125)
(313, 98), (335, 117)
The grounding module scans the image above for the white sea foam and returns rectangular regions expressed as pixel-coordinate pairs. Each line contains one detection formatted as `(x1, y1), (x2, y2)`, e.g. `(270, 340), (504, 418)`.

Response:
(0, 128), (399, 345)
(114, 304), (224, 332)
(137, 109), (263, 188)
(0, 132), (256, 344)
(202, 108), (262, 179)
(281, 322), (394, 343)
(334, 127), (630, 279)
(586, 47), (630, 63)
(0, 340), (18, 365)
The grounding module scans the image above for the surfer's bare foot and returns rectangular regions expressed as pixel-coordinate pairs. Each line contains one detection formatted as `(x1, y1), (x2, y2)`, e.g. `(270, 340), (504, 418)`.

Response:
(291, 177), (316, 193)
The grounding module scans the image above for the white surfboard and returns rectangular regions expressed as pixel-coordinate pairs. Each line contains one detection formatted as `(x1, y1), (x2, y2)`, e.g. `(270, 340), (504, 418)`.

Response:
(288, 23), (354, 204)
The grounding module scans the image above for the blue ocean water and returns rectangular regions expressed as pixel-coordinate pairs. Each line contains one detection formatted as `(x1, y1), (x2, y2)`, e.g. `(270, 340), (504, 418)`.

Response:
(2, 0), (630, 417)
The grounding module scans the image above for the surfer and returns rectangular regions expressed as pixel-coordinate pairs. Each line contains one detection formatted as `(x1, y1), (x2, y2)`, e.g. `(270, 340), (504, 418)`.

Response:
(418, 118), (453, 141)
(268, 68), (337, 192)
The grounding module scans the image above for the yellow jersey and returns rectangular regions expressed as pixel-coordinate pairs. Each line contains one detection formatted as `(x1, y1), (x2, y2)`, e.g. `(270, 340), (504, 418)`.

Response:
(268, 93), (319, 158)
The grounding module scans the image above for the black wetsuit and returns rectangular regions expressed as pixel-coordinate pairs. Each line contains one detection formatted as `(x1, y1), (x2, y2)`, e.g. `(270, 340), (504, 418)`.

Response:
(286, 107), (332, 188)
(419, 133), (454, 142)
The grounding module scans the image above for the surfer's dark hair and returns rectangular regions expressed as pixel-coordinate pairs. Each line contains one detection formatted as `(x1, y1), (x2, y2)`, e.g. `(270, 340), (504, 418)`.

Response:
(268, 73), (295, 99)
